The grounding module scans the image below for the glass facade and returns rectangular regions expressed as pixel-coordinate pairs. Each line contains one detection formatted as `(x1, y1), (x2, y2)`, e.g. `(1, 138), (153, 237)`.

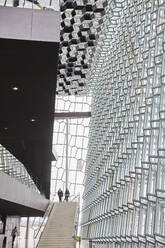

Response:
(51, 95), (91, 201)
(0, 144), (39, 192)
(81, 0), (165, 247)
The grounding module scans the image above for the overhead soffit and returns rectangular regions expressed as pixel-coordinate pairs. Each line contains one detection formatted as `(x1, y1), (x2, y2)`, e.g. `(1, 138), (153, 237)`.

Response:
(0, 38), (59, 198)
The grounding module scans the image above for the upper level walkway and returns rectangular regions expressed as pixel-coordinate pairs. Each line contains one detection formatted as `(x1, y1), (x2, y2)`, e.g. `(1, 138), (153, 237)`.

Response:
(0, 145), (49, 216)
(0, 5), (60, 42)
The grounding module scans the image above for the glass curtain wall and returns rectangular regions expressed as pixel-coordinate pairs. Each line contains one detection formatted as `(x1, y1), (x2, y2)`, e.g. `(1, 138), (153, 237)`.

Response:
(51, 95), (91, 201)
(81, 0), (165, 248)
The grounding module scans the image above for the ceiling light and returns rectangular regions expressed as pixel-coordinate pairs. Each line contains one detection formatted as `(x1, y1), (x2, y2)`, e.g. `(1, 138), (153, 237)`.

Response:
(12, 86), (19, 91)
(4, 127), (8, 130)
(30, 119), (36, 122)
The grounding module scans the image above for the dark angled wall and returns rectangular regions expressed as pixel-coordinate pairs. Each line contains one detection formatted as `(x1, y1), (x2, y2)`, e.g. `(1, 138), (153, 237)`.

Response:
(0, 38), (59, 198)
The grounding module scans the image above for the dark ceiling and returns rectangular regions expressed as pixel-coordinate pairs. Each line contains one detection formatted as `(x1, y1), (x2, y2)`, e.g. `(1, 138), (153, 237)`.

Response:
(0, 38), (59, 198)
(0, 199), (45, 217)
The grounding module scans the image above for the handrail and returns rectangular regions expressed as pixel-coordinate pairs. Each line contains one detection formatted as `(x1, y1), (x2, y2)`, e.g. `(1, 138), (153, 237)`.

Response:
(71, 193), (80, 202)
(72, 193), (81, 239)
(33, 193), (58, 247)
(34, 201), (53, 242)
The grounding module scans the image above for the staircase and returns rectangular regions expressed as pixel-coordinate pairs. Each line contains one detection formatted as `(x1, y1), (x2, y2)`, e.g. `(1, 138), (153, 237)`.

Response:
(37, 202), (77, 248)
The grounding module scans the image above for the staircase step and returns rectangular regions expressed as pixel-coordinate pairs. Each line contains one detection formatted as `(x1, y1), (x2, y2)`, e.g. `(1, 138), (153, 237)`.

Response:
(37, 202), (77, 248)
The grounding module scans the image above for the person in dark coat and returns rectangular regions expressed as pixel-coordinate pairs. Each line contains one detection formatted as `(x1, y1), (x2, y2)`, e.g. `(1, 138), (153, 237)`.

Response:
(58, 188), (63, 202)
(65, 188), (70, 202)
(11, 226), (18, 248)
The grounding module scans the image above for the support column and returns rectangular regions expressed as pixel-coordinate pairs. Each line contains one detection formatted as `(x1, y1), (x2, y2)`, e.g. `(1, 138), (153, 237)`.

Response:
(25, 217), (29, 248)
(66, 118), (69, 191)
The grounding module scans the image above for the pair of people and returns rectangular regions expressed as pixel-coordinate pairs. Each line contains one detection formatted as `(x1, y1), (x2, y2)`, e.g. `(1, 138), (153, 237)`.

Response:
(58, 188), (70, 202)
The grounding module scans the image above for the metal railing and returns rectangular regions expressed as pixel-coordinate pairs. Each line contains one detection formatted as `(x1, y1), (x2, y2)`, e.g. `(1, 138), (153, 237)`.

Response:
(33, 201), (54, 247)
(0, 144), (39, 193)
(71, 194), (81, 239)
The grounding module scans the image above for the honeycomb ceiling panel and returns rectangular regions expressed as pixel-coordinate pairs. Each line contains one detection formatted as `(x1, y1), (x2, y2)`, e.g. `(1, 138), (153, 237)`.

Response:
(56, 0), (107, 95)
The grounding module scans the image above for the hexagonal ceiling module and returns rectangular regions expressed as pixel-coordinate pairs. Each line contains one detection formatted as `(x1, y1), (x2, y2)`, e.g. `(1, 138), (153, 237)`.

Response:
(57, 0), (107, 95)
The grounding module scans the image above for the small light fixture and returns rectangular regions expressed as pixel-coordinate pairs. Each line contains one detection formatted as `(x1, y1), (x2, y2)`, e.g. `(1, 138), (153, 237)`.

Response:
(4, 127), (8, 130)
(12, 86), (19, 91)
(30, 119), (36, 122)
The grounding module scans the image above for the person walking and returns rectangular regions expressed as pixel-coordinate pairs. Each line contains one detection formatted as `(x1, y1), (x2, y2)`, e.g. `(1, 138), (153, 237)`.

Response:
(57, 188), (63, 202)
(11, 226), (18, 248)
(65, 188), (70, 202)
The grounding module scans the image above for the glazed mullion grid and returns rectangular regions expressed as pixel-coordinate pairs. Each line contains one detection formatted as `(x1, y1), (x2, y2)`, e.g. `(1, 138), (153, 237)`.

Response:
(81, 0), (165, 247)
(51, 95), (91, 200)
